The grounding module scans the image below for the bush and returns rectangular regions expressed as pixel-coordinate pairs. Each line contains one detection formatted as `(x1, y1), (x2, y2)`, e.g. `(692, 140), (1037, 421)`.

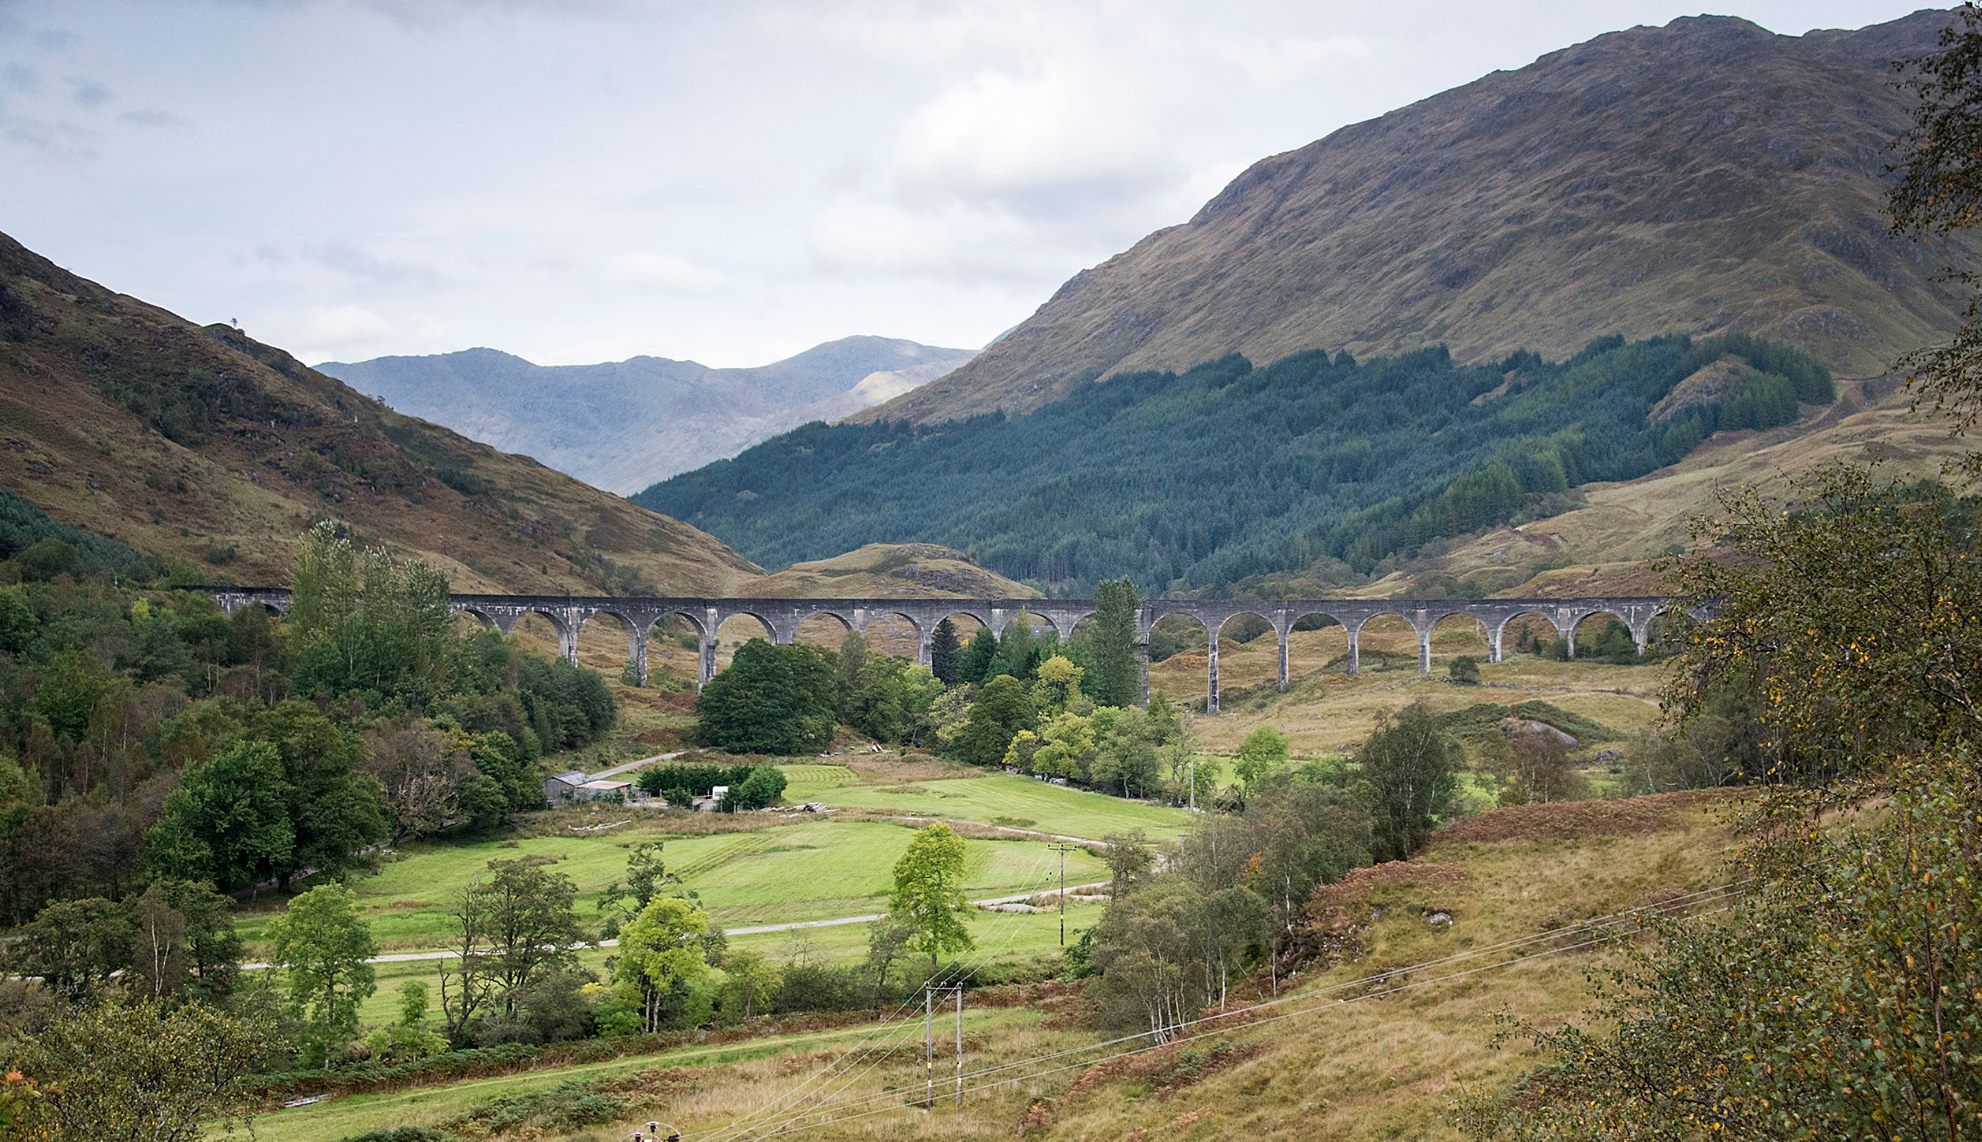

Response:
(720, 765), (787, 811)
(335, 1131), (462, 1142)
(464, 1080), (622, 1131)
(1448, 655), (1482, 685)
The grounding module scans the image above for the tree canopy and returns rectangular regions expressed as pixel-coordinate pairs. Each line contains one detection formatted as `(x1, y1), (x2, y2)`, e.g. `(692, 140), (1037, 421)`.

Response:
(889, 823), (973, 972)
(694, 639), (837, 754)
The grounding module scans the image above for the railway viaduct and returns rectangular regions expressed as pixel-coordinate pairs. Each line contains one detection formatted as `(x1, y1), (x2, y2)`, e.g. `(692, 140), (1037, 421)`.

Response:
(207, 589), (1685, 714)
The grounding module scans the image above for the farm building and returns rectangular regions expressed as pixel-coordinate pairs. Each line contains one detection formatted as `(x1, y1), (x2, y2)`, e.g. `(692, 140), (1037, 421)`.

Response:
(544, 770), (640, 806)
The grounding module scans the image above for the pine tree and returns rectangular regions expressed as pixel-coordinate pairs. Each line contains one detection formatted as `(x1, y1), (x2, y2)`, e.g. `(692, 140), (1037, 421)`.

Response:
(958, 626), (999, 685)
(929, 618), (963, 685)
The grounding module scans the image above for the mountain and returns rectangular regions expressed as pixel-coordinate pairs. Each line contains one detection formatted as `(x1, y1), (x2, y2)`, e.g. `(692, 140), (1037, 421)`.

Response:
(639, 334), (1837, 592)
(867, 10), (1974, 426)
(319, 337), (975, 494)
(0, 230), (759, 595)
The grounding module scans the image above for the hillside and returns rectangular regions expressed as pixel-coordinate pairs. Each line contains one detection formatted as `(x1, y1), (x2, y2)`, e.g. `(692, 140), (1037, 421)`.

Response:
(319, 337), (975, 494)
(0, 230), (760, 595)
(870, 10), (1974, 426)
(742, 542), (1041, 599)
(638, 334), (1834, 591)
(1364, 373), (1972, 598)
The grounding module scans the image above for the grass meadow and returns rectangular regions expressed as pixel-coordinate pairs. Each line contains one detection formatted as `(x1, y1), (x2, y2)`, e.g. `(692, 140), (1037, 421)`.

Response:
(251, 793), (1741, 1142)
(783, 765), (1193, 841)
(237, 818), (1109, 957)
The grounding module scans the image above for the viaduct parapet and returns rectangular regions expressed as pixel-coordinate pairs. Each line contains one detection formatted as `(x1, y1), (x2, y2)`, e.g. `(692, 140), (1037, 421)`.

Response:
(207, 589), (1688, 714)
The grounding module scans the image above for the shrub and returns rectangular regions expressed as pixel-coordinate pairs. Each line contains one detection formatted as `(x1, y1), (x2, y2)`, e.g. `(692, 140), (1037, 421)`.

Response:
(1448, 655), (1482, 684)
(463, 1080), (622, 1132)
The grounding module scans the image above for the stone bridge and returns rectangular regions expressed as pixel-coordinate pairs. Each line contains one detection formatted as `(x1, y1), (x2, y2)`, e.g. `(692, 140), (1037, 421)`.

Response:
(207, 589), (1687, 714)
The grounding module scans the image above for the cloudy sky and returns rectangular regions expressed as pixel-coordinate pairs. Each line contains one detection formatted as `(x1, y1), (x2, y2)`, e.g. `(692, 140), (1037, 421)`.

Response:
(0, 0), (1929, 367)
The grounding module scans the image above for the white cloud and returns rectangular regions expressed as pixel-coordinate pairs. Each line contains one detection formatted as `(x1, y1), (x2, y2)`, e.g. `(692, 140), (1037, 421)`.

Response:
(604, 250), (724, 291)
(809, 193), (1047, 279)
(892, 66), (1182, 209)
(1230, 33), (1374, 81)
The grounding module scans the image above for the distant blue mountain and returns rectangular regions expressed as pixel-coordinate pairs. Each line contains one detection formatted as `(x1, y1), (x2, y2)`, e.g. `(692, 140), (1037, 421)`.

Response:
(319, 336), (974, 493)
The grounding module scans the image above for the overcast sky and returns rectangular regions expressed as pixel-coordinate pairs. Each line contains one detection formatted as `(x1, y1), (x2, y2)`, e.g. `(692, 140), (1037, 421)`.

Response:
(0, 0), (1933, 368)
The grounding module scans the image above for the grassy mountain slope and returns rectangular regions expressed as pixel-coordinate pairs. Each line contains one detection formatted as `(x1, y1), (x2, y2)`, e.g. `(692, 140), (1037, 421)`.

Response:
(742, 542), (1040, 599)
(320, 336), (975, 494)
(0, 230), (760, 594)
(1376, 374), (1969, 597)
(871, 11), (1972, 426)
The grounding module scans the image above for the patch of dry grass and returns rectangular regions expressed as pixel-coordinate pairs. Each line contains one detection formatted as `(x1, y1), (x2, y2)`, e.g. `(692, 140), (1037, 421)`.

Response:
(1157, 633), (1667, 758)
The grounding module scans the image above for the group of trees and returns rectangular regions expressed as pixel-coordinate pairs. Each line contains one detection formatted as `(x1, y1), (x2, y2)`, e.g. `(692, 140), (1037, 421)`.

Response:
(641, 334), (1831, 590)
(695, 581), (1154, 802)
(0, 519), (617, 921)
(634, 762), (787, 812)
(1080, 706), (1461, 1039)
(0, 515), (628, 1130)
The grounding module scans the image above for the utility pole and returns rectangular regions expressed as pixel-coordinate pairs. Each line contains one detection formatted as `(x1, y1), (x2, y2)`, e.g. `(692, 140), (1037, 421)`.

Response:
(924, 983), (964, 1110)
(1048, 842), (1078, 946)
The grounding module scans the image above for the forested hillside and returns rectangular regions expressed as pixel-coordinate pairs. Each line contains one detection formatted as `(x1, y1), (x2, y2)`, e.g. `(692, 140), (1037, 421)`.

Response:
(639, 334), (1831, 591)
(874, 11), (1969, 426)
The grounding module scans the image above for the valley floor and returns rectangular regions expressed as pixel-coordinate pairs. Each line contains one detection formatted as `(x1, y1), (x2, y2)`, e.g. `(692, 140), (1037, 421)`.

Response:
(244, 791), (1739, 1141)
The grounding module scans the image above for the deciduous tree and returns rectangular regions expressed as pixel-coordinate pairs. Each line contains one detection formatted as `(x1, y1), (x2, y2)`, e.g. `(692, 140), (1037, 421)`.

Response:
(442, 857), (584, 1041)
(145, 740), (294, 892)
(1358, 702), (1459, 861)
(5, 995), (270, 1141)
(1234, 725), (1290, 802)
(615, 895), (712, 1034)
(269, 883), (377, 1066)
(694, 640), (837, 755)
(952, 674), (1035, 766)
(889, 823), (973, 973)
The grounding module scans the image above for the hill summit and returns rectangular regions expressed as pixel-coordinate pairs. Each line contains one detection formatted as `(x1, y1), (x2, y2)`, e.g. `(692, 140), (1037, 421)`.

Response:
(869, 9), (1974, 425)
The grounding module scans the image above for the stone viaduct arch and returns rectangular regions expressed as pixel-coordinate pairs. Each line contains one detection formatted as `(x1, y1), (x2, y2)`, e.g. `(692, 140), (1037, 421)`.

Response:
(203, 589), (1689, 710)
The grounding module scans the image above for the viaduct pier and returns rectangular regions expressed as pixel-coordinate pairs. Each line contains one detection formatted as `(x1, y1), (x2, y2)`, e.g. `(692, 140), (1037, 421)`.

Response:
(208, 589), (1684, 715)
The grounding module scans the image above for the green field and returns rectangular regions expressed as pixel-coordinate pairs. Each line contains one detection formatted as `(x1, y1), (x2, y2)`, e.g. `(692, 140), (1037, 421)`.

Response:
(782, 765), (1192, 841)
(344, 895), (1105, 1027)
(238, 818), (1106, 956)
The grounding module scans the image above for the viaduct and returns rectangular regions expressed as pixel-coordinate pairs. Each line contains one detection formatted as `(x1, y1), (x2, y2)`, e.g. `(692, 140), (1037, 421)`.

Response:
(208, 590), (1683, 715)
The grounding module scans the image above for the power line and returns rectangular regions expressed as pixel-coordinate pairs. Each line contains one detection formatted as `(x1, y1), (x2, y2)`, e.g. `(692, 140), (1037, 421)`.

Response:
(753, 891), (1750, 1139)
(705, 842), (1065, 1142)
(716, 879), (1751, 1139)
